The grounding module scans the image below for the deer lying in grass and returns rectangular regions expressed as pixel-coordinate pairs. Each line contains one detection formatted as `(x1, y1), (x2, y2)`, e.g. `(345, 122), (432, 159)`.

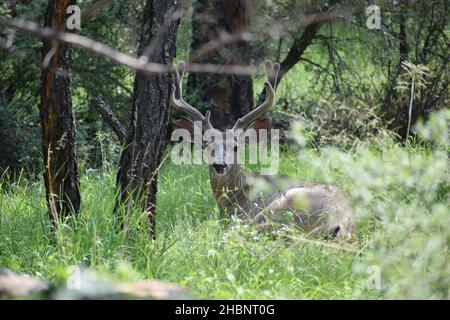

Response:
(171, 61), (356, 242)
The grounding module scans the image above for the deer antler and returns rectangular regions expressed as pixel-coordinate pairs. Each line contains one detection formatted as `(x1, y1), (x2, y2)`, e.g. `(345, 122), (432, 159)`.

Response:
(171, 61), (213, 130)
(233, 60), (279, 130)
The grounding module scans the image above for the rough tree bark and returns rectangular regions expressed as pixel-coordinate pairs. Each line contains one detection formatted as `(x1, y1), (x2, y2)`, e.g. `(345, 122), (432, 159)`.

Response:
(40, 0), (80, 226)
(116, 0), (181, 237)
(188, 0), (253, 130)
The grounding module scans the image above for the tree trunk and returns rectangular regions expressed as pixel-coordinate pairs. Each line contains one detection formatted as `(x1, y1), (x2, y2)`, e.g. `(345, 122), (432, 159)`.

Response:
(40, 0), (80, 227)
(188, 0), (253, 130)
(382, 0), (410, 137)
(398, 0), (409, 64)
(116, 0), (181, 237)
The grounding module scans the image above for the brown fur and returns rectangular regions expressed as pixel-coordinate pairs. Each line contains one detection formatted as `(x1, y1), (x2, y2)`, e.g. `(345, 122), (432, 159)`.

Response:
(210, 165), (356, 242)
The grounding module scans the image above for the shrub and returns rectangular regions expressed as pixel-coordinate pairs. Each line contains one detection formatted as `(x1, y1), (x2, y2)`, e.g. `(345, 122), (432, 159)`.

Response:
(291, 109), (449, 298)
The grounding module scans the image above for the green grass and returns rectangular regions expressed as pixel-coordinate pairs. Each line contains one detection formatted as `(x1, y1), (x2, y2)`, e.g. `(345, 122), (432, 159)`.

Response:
(0, 151), (377, 299)
(1, 111), (448, 300)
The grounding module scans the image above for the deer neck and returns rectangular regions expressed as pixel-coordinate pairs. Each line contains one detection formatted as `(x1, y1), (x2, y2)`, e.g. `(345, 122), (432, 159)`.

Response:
(209, 166), (254, 220)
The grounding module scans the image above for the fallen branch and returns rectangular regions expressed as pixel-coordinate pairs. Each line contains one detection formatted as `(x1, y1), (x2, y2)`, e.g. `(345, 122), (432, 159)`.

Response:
(92, 95), (126, 144)
(0, 16), (256, 76)
(0, 268), (190, 299)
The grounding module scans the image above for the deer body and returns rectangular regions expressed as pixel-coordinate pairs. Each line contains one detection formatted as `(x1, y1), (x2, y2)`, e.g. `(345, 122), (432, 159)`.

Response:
(171, 60), (356, 242)
(210, 165), (356, 241)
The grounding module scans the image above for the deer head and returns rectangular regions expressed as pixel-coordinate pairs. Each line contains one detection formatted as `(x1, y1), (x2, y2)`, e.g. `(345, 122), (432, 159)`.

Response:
(170, 61), (356, 242)
(170, 60), (280, 184)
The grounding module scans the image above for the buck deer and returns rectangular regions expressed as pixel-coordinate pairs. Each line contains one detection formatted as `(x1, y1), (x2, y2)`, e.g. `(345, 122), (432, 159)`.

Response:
(171, 60), (356, 242)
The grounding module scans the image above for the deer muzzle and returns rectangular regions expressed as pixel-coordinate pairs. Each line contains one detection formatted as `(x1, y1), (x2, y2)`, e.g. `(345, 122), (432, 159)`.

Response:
(212, 163), (228, 175)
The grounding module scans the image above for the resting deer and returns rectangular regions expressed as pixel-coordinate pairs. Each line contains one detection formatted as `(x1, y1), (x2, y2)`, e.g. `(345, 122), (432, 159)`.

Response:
(171, 61), (356, 242)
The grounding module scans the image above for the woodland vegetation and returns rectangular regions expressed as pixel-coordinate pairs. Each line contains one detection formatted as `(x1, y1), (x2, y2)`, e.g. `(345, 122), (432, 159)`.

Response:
(0, 0), (448, 299)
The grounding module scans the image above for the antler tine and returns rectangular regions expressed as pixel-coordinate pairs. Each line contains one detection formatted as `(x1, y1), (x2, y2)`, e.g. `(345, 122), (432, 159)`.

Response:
(233, 60), (278, 130)
(171, 61), (213, 129)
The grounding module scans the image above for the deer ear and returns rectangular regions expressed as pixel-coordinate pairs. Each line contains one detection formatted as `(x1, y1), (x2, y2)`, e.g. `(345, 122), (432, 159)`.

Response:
(176, 117), (195, 135)
(249, 117), (272, 132)
(175, 118), (203, 143)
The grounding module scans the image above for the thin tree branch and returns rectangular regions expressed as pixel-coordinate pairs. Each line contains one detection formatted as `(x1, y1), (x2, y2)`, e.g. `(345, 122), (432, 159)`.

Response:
(278, 0), (342, 82)
(0, 16), (257, 76)
(92, 95), (126, 144)
(299, 57), (328, 72)
(255, 0), (344, 104)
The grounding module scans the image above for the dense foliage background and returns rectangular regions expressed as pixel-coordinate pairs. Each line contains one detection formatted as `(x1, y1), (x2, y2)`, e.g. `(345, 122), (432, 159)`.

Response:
(0, 0), (448, 299)
(1, 0), (447, 173)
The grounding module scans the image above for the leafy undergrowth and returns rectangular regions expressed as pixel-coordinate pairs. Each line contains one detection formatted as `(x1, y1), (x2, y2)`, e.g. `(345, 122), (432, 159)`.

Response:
(0, 110), (448, 299)
(0, 162), (367, 299)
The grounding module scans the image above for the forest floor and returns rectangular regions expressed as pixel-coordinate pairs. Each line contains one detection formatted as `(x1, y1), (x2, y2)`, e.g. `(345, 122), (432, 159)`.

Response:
(0, 139), (447, 299)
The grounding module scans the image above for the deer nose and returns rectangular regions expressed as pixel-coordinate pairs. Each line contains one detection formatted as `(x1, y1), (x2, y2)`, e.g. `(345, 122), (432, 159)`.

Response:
(212, 163), (227, 174)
